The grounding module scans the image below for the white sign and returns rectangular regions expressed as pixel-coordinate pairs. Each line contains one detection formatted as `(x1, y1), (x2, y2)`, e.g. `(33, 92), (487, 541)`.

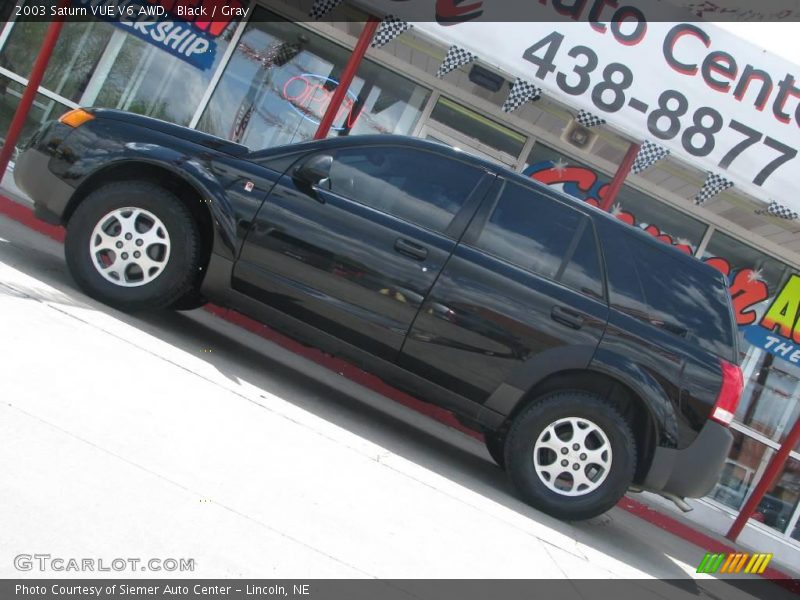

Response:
(360, 1), (800, 212)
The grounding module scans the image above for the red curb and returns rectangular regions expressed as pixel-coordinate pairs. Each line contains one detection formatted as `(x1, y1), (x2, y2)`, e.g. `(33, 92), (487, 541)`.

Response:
(619, 497), (797, 590)
(0, 191), (64, 242)
(1, 191), (797, 586)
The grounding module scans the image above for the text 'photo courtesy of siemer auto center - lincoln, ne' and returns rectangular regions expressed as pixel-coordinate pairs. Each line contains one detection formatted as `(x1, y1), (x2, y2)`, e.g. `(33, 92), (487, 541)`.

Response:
(2, 0), (800, 598)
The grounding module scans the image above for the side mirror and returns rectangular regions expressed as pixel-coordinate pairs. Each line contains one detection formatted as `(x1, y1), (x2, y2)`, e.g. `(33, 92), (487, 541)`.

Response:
(293, 154), (333, 194)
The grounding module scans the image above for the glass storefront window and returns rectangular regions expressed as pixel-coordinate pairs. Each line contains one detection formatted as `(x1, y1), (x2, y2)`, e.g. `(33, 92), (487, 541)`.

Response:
(89, 22), (238, 126)
(197, 9), (430, 149)
(738, 353), (800, 443)
(428, 97), (526, 158)
(0, 9), (239, 127)
(701, 231), (790, 303)
(522, 144), (708, 253)
(757, 458), (800, 536)
(0, 19), (113, 103)
(0, 75), (68, 157)
(711, 429), (770, 511)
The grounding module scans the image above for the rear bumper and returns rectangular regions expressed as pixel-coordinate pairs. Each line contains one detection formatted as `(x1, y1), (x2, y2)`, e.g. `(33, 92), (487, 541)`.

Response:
(643, 420), (733, 498)
(14, 147), (74, 226)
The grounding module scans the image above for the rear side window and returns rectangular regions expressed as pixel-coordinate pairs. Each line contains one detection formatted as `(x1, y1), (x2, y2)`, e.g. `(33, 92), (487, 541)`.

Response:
(474, 180), (603, 298)
(559, 221), (604, 300)
(630, 238), (736, 359)
(322, 146), (484, 234)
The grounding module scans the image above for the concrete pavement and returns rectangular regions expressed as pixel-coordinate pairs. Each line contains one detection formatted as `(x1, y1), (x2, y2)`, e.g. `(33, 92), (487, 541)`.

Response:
(0, 208), (793, 595)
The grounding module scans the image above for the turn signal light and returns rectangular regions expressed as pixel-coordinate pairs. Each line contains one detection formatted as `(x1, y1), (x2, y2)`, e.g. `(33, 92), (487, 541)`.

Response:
(58, 108), (94, 128)
(711, 359), (744, 426)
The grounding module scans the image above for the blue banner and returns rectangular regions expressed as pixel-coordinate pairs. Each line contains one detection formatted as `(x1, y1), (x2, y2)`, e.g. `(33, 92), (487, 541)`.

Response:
(742, 325), (800, 365)
(72, 0), (216, 71)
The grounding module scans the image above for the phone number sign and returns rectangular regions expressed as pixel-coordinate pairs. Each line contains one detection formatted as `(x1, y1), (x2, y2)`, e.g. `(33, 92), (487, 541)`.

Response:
(412, 19), (800, 211)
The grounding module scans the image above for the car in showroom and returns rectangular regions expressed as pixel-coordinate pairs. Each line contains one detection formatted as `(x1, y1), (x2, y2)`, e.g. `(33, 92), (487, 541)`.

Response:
(15, 108), (744, 520)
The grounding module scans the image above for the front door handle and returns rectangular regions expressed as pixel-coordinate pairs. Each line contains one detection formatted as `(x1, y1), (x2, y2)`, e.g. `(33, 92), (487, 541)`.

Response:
(551, 306), (585, 330)
(394, 238), (428, 261)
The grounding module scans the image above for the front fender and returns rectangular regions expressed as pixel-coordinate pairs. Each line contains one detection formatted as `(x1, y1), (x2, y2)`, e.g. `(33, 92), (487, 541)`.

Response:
(52, 121), (247, 261)
(79, 156), (238, 261)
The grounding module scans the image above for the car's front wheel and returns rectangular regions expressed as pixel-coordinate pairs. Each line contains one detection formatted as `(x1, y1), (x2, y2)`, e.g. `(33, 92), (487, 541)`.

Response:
(505, 391), (636, 520)
(65, 181), (201, 311)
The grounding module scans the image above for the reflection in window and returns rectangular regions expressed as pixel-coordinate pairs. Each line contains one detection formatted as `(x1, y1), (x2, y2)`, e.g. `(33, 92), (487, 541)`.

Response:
(559, 223), (604, 300)
(476, 181), (584, 281)
(0, 20), (112, 103)
(0, 75), (69, 153)
(631, 240), (735, 359)
(0, 15), (238, 127)
(322, 146), (483, 234)
(429, 97), (526, 158)
(197, 9), (430, 149)
(711, 429), (769, 511)
(702, 231), (790, 301)
(737, 353), (800, 444)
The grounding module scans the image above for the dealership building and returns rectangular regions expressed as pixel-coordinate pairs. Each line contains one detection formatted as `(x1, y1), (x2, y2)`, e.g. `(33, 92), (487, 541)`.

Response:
(2, 0), (800, 550)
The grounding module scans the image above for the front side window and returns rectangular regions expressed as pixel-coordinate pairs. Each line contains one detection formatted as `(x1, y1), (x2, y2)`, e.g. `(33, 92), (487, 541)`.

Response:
(318, 146), (483, 234)
(474, 181), (596, 287)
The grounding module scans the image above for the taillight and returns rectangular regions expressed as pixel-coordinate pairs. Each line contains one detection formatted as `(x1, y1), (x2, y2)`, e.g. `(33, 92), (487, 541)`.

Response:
(711, 359), (744, 426)
(58, 108), (94, 128)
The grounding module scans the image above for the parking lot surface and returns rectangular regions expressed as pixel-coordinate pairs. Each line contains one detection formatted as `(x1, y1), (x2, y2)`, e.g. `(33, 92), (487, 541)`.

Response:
(0, 207), (793, 598)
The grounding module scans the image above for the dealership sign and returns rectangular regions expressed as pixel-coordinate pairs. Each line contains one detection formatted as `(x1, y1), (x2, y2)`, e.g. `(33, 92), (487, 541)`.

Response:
(363, 1), (800, 215)
(743, 275), (800, 363)
(69, 0), (241, 70)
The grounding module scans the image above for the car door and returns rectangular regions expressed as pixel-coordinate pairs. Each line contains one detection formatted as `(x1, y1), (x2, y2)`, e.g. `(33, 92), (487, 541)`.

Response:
(233, 143), (494, 362)
(398, 177), (610, 404)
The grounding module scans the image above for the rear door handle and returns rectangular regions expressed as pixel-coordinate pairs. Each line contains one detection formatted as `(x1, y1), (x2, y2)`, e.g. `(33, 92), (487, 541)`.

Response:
(394, 238), (428, 261)
(551, 306), (584, 330)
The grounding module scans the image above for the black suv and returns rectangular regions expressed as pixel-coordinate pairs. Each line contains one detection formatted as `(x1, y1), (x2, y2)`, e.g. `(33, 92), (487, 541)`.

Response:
(15, 109), (744, 520)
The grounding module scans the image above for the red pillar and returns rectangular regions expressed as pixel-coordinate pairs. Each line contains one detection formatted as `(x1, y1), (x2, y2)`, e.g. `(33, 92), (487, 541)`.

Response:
(0, 3), (69, 180)
(599, 141), (641, 212)
(314, 16), (380, 140)
(726, 416), (800, 542)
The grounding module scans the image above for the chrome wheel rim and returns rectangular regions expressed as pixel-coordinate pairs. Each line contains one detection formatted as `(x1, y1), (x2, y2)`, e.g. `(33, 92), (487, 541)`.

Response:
(89, 207), (171, 287)
(533, 417), (612, 497)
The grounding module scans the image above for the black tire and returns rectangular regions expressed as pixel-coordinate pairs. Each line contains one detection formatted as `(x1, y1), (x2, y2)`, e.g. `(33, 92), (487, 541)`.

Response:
(65, 181), (201, 311)
(484, 431), (506, 468)
(169, 289), (208, 311)
(505, 391), (636, 521)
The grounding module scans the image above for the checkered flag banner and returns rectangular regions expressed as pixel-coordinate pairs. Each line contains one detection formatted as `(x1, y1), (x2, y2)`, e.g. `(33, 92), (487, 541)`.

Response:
(576, 109), (606, 128)
(309, 0), (343, 19)
(502, 78), (542, 113)
(371, 15), (412, 48)
(694, 172), (734, 205)
(757, 200), (799, 220)
(436, 45), (477, 78)
(237, 42), (301, 69)
(632, 141), (670, 175)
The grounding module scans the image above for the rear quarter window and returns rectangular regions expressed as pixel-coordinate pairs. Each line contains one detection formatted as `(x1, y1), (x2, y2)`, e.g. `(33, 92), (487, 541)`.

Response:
(629, 237), (736, 360)
(600, 222), (736, 360)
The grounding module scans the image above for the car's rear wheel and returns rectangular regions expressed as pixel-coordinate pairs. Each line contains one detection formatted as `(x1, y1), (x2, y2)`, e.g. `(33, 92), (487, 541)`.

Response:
(65, 181), (200, 311)
(505, 391), (636, 520)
